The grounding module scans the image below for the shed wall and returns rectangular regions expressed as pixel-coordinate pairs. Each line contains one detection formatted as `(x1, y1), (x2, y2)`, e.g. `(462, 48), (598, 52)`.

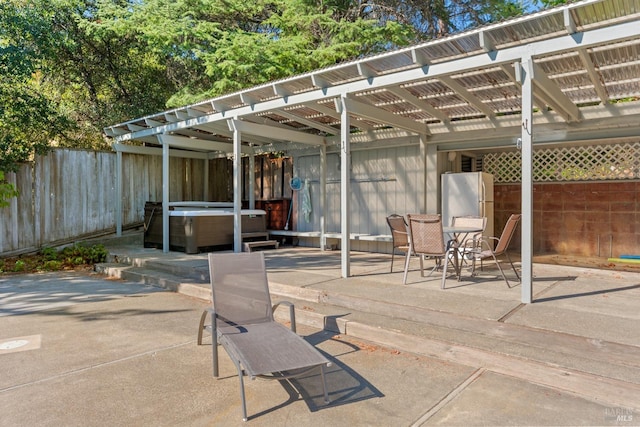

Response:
(293, 145), (424, 252)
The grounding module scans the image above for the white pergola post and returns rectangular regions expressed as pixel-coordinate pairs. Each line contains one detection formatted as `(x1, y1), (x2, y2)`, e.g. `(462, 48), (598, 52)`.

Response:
(425, 142), (439, 214)
(116, 149), (123, 236)
(158, 134), (170, 253)
(249, 153), (255, 209)
(518, 57), (534, 304)
(230, 119), (243, 253)
(320, 145), (327, 250)
(338, 95), (351, 277)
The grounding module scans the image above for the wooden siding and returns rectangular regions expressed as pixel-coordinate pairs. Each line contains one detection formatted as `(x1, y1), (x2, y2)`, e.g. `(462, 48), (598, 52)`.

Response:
(294, 146), (424, 253)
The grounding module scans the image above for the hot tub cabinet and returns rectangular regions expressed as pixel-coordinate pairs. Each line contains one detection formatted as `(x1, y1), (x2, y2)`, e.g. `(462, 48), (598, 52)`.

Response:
(144, 202), (268, 254)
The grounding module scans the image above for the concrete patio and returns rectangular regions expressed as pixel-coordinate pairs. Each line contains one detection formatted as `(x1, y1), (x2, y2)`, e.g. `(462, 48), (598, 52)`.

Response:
(1, 236), (639, 426)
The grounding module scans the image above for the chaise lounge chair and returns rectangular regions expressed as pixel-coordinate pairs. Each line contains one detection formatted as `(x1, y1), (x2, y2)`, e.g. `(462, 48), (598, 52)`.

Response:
(197, 251), (331, 421)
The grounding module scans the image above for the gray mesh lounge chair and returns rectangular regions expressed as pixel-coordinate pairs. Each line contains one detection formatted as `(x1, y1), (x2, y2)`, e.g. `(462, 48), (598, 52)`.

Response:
(197, 252), (330, 421)
(386, 214), (409, 272)
(469, 214), (521, 287)
(403, 214), (457, 288)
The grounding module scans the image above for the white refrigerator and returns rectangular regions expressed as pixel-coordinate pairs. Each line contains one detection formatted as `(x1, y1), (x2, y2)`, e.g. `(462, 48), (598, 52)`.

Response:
(441, 172), (494, 240)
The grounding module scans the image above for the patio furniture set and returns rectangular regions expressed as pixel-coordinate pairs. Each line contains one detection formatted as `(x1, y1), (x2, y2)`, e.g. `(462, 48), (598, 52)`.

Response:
(387, 213), (522, 288)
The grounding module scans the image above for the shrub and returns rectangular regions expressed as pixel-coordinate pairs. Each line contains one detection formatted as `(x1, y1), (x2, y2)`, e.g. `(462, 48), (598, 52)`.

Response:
(40, 247), (59, 261)
(60, 243), (108, 266)
(13, 260), (25, 272)
(85, 244), (108, 264)
(0, 243), (108, 275)
(42, 260), (63, 271)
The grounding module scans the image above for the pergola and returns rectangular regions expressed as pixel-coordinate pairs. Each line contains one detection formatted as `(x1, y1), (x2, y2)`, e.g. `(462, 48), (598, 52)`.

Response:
(105, 0), (640, 303)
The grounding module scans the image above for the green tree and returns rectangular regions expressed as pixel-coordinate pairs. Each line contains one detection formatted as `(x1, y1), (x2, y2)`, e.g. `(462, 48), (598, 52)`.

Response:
(539, 0), (567, 7)
(193, 0), (414, 101)
(36, 0), (176, 149)
(1, 0), (176, 152)
(1, 0), (531, 165)
(0, 0), (69, 174)
(301, 0), (531, 40)
(110, 0), (418, 106)
(119, 0), (528, 105)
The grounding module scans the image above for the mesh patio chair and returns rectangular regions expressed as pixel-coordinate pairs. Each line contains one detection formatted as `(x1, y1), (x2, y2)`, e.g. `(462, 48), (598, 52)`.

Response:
(386, 214), (410, 272)
(469, 214), (521, 287)
(197, 252), (330, 421)
(451, 215), (487, 264)
(403, 214), (457, 289)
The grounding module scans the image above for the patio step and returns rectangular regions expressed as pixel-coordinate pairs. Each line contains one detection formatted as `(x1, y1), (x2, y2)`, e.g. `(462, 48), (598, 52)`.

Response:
(96, 255), (640, 409)
(97, 258), (640, 382)
(96, 263), (211, 301)
(98, 261), (640, 384)
(105, 253), (210, 282)
(270, 296), (640, 409)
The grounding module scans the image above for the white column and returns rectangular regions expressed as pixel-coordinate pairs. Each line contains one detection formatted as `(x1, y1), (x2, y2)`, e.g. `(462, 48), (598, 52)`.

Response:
(249, 153), (255, 209)
(116, 149), (123, 236)
(231, 120), (243, 253)
(338, 95), (351, 277)
(518, 58), (534, 304)
(420, 135), (434, 214)
(320, 145), (327, 250)
(159, 135), (170, 253)
(425, 142), (439, 214)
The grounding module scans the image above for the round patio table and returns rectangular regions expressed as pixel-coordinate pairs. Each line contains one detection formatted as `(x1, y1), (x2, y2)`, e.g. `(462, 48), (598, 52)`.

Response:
(442, 226), (484, 279)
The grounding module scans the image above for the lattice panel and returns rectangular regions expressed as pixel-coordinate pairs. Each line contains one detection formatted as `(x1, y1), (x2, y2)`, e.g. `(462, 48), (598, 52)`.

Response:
(483, 142), (640, 183)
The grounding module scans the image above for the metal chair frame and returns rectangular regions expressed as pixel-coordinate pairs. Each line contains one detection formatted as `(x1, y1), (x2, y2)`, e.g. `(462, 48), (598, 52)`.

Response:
(386, 214), (410, 273)
(403, 214), (457, 288)
(469, 214), (521, 287)
(197, 252), (330, 421)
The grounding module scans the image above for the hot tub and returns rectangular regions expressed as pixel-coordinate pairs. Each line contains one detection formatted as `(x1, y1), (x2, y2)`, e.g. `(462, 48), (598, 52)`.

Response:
(144, 202), (268, 253)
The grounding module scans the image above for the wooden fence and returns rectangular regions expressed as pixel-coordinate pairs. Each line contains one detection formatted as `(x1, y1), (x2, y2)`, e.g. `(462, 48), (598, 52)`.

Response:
(0, 148), (293, 256)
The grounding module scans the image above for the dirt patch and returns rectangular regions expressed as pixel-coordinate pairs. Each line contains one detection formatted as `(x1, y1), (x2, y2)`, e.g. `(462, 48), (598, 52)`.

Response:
(1, 244), (108, 275)
(533, 254), (640, 273)
(0, 253), (95, 275)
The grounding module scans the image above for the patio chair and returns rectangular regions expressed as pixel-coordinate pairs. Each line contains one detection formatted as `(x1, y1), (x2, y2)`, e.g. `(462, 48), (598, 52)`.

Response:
(197, 252), (330, 421)
(386, 214), (410, 272)
(403, 214), (457, 288)
(451, 215), (487, 263)
(469, 214), (521, 287)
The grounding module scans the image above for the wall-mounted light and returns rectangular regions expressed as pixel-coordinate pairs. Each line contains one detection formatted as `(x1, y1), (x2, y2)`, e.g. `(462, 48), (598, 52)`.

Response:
(447, 151), (457, 162)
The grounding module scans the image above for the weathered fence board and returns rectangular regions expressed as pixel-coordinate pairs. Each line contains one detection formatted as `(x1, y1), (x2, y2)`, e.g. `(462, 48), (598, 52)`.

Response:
(0, 149), (208, 255)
